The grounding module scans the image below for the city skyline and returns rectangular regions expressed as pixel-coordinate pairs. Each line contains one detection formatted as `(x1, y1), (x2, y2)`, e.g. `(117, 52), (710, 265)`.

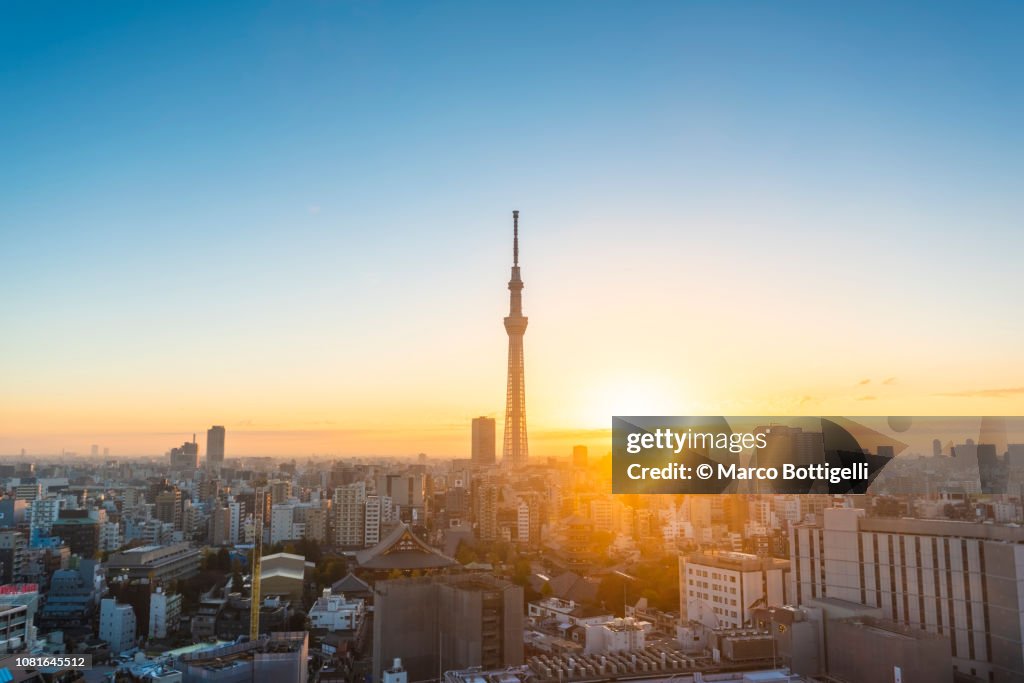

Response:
(3, 2), (1024, 456)
(3, 5), (1023, 683)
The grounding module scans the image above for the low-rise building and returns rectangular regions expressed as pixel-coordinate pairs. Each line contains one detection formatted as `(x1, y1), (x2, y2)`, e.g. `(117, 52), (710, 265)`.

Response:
(308, 589), (365, 632)
(679, 551), (790, 628)
(528, 597), (614, 628)
(39, 560), (103, 632)
(260, 553), (312, 605)
(0, 604), (31, 654)
(178, 632), (309, 683)
(106, 543), (201, 584)
(583, 617), (646, 654)
(99, 598), (136, 655)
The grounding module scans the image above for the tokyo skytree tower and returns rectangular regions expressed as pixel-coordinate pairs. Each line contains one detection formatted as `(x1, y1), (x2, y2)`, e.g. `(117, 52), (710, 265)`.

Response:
(503, 210), (528, 467)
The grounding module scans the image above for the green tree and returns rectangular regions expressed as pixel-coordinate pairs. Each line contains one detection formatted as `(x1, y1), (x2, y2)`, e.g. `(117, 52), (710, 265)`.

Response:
(314, 558), (349, 590)
(231, 571), (247, 596)
(216, 547), (231, 571)
(455, 541), (478, 565)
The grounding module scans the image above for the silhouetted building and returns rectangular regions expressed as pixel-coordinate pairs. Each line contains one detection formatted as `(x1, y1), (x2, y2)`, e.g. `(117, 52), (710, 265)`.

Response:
(52, 512), (100, 559)
(155, 489), (183, 530)
(169, 437), (199, 469)
(207, 425), (226, 468)
(471, 417), (496, 466)
(572, 445), (588, 469)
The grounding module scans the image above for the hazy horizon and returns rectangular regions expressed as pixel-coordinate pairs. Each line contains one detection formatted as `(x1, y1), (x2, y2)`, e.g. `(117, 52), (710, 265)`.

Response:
(4, 3), (1023, 455)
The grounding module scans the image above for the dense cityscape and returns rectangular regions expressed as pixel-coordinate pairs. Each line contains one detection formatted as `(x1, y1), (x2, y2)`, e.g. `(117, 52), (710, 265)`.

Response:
(0, 432), (1023, 683)
(1, 216), (1022, 683)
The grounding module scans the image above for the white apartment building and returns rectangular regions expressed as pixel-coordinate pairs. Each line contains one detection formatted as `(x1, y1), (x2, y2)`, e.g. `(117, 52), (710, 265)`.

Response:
(100, 521), (122, 552)
(270, 504), (299, 545)
(517, 499), (530, 545)
(149, 587), (182, 639)
(308, 589), (365, 632)
(528, 598), (613, 627)
(583, 617), (646, 654)
(99, 598), (136, 655)
(679, 551), (789, 629)
(228, 500), (243, 545)
(364, 495), (382, 547)
(29, 499), (62, 537)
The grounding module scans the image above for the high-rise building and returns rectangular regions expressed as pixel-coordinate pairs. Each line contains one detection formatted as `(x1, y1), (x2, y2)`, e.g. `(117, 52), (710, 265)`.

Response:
(168, 437), (199, 469)
(572, 445), (588, 468)
(376, 473), (425, 523)
(0, 499), (28, 528)
(154, 489), (183, 530)
(790, 507), (1024, 682)
(270, 480), (293, 507)
(0, 531), (27, 584)
(149, 587), (182, 639)
(475, 481), (499, 542)
(228, 500), (244, 545)
(471, 417), (496, 465)
(14, 484), (40, 502)
(207, 425), (226, 468)
(210, 506), (232, 546)
(502, 210), (529, 467)
(304, 506), (330, 544)
(364, 495), (382, 547)
(373, 574), (523, 683)
(333, 482), (366, 548)
(270, 504), (298, 545)
(52, 512), (100, 559)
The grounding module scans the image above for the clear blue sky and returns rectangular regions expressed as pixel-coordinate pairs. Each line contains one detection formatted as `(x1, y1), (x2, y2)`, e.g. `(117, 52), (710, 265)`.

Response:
(2, 2), (1022, 455)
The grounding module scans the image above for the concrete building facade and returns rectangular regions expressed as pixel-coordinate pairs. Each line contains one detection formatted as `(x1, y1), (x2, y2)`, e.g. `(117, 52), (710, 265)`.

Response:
(790, 507), (1024, 682)
(373, 574), (523, 683)
(679, 551), (790, 629)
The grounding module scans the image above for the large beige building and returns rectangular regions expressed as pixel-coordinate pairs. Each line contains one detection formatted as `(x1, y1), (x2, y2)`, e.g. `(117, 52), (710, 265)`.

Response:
(260, 552), (313, 605)
(791, 507), (1024, 682)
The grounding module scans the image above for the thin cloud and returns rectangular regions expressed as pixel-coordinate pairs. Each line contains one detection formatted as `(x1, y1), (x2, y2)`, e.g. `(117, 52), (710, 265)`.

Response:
(935, 387), (1024, 398)
(882, 377), (897, 385)
(858, 379), (871, 385)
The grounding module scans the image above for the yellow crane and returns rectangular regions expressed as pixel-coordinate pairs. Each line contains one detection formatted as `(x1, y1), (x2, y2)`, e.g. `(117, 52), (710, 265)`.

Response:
(249, 487), (265, 641)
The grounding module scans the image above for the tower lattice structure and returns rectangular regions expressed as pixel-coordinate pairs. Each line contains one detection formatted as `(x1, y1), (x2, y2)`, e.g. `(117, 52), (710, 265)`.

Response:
(503, 210), (528, 467)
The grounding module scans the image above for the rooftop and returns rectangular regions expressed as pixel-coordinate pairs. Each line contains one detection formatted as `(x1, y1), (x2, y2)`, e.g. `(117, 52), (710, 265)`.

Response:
(683, 551), (790, 573)
(356, 523), (457, 570)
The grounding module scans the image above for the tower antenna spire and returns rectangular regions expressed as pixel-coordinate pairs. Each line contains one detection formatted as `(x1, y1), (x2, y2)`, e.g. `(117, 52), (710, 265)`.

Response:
(513, 210), (519, 266)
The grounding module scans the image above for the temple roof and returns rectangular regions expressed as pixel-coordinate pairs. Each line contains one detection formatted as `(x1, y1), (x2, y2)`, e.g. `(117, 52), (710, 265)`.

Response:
(331, 572), (371, 595)
(354, 523), (457, 570)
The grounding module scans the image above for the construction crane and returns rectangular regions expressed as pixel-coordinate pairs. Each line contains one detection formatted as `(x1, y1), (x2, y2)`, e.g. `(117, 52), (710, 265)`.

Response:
(249, 487), (265, 641)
